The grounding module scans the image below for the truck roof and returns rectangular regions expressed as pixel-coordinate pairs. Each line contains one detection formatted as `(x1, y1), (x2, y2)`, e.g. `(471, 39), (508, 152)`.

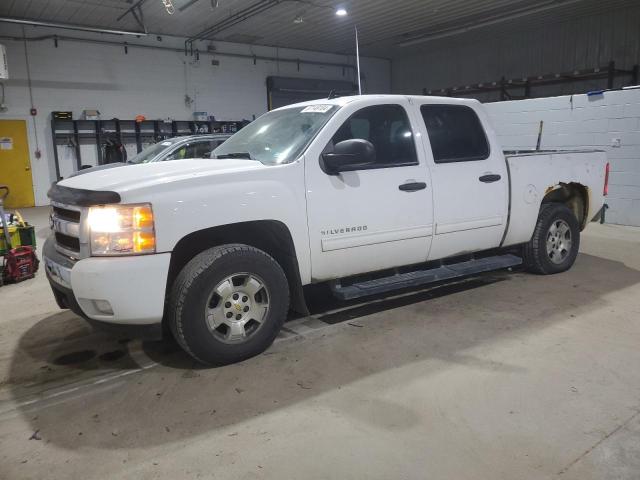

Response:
(273, 94), (482, 111)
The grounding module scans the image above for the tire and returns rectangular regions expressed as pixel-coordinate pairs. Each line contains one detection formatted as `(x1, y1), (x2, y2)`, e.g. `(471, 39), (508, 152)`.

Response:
(168, 244), (289, 365)
(523, 203), (580, 275)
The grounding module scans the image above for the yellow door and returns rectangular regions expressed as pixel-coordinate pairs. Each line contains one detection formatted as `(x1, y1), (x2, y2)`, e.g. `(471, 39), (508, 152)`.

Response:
(0, 120), (35, 208)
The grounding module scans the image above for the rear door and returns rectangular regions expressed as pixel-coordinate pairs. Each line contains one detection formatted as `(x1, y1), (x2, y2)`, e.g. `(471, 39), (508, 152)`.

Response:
(417, 102), (508, 260)
(304, 100), (434, 281)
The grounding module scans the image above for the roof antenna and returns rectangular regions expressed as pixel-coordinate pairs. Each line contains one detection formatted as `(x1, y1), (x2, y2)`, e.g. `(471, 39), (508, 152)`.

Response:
(355, 26), (362, 95)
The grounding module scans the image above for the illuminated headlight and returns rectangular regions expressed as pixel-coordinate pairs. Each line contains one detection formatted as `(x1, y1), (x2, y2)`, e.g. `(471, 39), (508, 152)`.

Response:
(87, 204), (156, 256)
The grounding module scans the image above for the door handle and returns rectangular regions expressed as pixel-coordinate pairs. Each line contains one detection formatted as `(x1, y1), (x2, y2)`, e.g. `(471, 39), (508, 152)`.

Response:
(399, 182), (427, 192)
(479, 174), (501, 183)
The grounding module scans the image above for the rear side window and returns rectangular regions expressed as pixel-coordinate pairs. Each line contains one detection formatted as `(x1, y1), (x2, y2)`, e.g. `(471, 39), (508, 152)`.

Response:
(420, 105), (490, 163)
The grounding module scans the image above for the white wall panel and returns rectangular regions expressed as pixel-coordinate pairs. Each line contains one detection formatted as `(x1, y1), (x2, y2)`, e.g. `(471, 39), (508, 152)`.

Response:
(0, 25), (390, 205)
(486, 89), (640, 226)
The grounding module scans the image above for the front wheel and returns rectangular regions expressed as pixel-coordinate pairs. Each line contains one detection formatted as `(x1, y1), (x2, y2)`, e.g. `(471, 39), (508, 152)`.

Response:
(168, 244), (289, 365)
(523, 203), (580, 274)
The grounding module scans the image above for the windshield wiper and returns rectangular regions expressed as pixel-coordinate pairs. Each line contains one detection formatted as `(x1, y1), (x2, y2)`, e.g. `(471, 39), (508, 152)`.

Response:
(215, 152), (254, 160)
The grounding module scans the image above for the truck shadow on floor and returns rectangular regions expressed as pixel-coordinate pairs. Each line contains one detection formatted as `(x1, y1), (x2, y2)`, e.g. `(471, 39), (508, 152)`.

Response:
(3, 274), (510, 386)
(4, 252), (640, 449)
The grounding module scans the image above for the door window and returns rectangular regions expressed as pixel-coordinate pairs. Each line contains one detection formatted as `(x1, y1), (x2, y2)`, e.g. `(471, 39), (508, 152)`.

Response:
(205, 139), (227, 158)
(165, 141), (211, 160)
(191, 141), (216, 158)
(420, 105), (490, 164)
(330, 104), (418, 169)
(165, 144), (192, 161)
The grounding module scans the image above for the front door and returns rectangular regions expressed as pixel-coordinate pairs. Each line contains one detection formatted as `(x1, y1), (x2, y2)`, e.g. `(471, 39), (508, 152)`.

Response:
(0, 120), (35, 208)
(305, 101), (433, 281)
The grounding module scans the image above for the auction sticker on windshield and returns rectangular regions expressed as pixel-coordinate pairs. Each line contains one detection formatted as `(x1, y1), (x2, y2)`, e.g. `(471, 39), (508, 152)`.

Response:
(301, 105), (333, 113)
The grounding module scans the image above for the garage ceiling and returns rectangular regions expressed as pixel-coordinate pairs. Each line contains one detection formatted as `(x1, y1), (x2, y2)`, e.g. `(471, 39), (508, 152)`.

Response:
(2, 0), (639, 58)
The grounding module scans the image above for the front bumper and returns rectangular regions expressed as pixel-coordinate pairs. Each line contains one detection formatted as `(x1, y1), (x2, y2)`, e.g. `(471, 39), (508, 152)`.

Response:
(44, 236), (170, 331)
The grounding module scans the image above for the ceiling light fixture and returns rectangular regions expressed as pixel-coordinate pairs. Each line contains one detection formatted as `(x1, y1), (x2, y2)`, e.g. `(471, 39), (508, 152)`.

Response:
(161, 0), (176, 15)
(335, 7), (348, 16)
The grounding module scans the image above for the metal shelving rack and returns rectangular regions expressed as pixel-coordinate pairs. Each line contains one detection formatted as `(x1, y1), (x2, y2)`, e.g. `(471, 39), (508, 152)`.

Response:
(51, 117), (247, 180)
(423, 61), (639, 101)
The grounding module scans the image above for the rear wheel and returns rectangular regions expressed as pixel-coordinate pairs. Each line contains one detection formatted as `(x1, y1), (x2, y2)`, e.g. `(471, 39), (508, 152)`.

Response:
(523, 203), (580, 274)
(168, 244), (289, 365)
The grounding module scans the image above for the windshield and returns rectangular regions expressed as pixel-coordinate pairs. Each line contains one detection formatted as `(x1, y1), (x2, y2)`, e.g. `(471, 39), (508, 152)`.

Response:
(213, 104), (340, 165)
(128, 139), (180, 164)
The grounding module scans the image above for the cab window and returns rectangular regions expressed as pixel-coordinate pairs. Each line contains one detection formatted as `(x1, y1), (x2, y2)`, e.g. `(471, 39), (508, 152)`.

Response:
(329, 104), (418, 169)
(165, 141), (212, 160)
(165, 144), (191, 161)
(192, 141), (216, 158)
(420, 105), (490, 163)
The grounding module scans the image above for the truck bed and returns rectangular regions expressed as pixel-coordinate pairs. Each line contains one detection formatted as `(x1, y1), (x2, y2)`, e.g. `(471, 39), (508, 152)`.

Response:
(502, 149), (607, 247)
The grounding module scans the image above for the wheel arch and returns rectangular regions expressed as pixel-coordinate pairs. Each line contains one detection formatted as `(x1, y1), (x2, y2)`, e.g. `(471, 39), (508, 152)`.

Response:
(541, 182), (589, 230)
(166, 220), (308, 318)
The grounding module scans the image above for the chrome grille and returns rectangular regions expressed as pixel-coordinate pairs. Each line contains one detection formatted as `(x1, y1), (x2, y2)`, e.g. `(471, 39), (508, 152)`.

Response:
(50, 202), (87, 259)
(52, 206), (80, 223)
(55, 232), (80, 252)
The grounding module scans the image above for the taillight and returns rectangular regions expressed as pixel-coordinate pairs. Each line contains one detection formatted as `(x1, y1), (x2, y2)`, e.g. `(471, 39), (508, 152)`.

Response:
(603, 162), (610, 196)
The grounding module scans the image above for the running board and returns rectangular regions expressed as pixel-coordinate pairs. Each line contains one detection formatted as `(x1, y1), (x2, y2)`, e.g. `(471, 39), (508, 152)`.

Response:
(330, 254), (522, 301)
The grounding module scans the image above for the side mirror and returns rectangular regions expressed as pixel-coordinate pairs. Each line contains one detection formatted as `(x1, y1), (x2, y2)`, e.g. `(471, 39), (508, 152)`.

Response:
(321, 139), (376, 175)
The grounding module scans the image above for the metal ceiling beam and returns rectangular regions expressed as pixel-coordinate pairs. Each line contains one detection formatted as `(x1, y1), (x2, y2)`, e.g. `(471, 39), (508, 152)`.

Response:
(130, 7), (147, 33)
(0, 16), (148, 36)
(179, 0), (203, 12)
(397, 0), (583, 47)
(186, 0), (281, 44)
(116, 0), (149, 33)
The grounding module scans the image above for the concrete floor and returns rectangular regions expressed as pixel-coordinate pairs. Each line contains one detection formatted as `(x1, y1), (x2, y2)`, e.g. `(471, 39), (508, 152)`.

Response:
(1, 207), (639, 480)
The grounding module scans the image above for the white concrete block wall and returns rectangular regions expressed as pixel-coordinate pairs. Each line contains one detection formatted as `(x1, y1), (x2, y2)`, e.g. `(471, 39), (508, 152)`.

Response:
(486, 89), (640, 226)
(0, 25), (390, 205)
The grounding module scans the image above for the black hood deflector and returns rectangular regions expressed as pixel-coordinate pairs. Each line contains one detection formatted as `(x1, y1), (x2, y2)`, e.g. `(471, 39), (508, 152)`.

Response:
(48, 183), (121, 206)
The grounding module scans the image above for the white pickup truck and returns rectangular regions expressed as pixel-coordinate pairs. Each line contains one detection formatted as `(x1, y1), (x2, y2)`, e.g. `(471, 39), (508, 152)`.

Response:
(44, 95), (609, 365)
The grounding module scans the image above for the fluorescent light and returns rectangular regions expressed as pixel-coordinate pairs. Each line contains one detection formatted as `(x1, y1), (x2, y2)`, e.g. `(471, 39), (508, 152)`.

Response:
(336, 7), (347, 16)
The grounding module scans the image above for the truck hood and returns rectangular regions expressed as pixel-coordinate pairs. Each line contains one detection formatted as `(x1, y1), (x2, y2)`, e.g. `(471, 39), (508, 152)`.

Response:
(68, 162), (127, 177)
(57, 158), (265, 194)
